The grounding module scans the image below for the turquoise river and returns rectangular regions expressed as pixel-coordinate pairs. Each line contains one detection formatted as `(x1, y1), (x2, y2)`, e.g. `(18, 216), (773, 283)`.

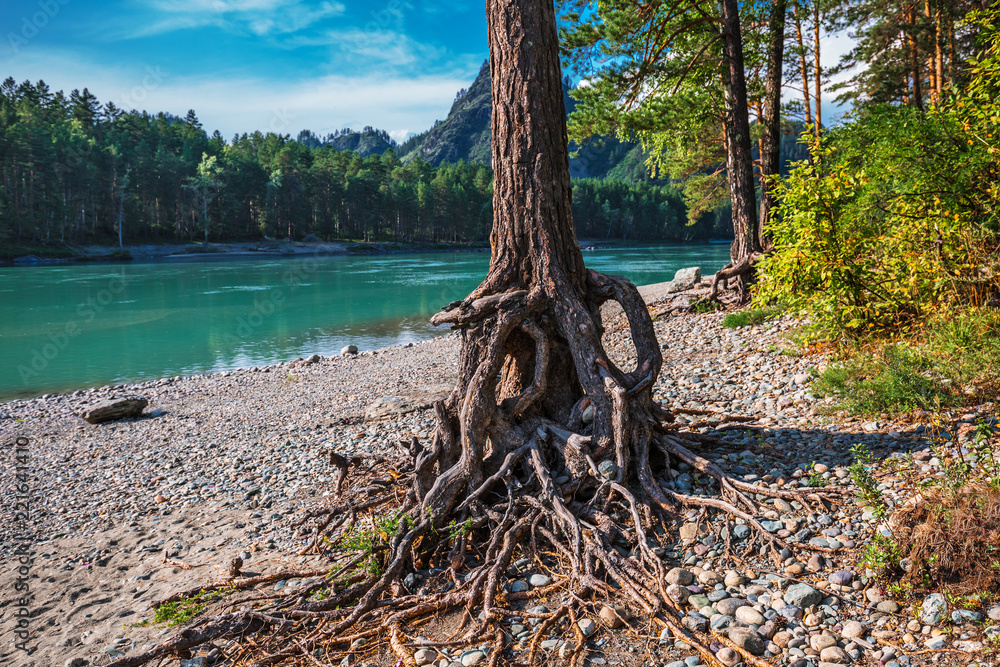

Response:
(0, 245), (731, 401)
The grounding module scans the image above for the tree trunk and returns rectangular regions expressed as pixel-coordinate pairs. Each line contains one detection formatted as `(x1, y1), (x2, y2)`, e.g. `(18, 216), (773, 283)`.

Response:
(934, 5), (944, 100)
(907, 4), (924, 110)
(759, 0), (787, 251)
(415, 0), (665, 528)
(948, 16), (956, 86)
(813, 0), (822, 138)
(793, 4), (813, 150)
(718, 0), (762, 298)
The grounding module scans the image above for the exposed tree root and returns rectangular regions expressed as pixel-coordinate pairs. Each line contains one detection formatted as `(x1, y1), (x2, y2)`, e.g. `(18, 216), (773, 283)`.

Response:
(109, 274), (845, 667)
(708, 252), (765, 304)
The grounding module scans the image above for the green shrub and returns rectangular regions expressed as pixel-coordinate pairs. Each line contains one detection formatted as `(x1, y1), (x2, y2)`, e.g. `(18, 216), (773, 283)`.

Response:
(755, 12), (1000, 337)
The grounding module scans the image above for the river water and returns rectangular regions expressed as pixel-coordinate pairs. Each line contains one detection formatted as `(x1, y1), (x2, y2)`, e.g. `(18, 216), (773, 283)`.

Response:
(0, 245), (730, 401)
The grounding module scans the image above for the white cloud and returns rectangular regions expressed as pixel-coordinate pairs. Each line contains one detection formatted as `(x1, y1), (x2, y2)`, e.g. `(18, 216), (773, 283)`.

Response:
(388, 128), (412, 143)
(4, 51), (474, 138)
(124, 0), (346, 38)
(288, 27), (447, 69)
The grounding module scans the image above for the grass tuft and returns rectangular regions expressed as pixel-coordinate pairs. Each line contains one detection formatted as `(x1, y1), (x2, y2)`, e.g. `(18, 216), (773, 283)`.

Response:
(721, 305), (784, 328)
(811, 307), (1000, 417)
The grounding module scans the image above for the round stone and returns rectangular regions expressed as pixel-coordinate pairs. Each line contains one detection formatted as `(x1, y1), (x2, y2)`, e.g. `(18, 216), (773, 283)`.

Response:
(724, 571), (745, 587)
(842, 620), (865, 639)
(828, 570), (853, 586)
(666, 567), (694, 585)
(698, 570), (724, 586)
(460, 650), (486, 666)
(667, 584), (690, 604)
(735, 606), (765, 626)
(528, 574), (551, 587)
(717, 647), (739, 667)
(820, 646), (850, 664)
(920, 593), (947, 625)
(810, 634), (837, 651)
(728, 627), (765, 656)
(414, 649), (437, 666)
(599, 605), (623, 628)
(876, 600), (900, 614)
(578, 618), (597, 637)
(716, 597), (748, 617)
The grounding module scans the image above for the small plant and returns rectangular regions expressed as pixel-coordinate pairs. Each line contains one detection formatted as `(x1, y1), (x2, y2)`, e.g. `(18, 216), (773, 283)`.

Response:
(860, 534), (903, 577)
(337, 511), (406, 577)
(722, 305), (784, 328)
(806, 462), (825, 488)
(131, 589), (222, 627)
(691, 300), (720, 314)
(849, 442), (887, 518)
(808, 308), (1000, 417)
(446, 518), (474, 541)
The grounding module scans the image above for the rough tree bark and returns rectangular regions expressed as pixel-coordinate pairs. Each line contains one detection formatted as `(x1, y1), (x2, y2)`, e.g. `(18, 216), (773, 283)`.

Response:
(711, 0), (764, 302)
(419, 0), (667, 546)
(759, 0), (788, 251)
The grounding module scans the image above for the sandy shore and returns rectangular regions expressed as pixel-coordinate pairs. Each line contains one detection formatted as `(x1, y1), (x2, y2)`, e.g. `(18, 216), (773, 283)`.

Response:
(1, 286), (995, 667)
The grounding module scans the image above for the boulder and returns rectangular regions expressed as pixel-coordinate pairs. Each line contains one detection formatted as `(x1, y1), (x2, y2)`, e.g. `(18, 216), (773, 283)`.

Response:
(364, 383), (453, 422)
(665, 267), (702, 293)
(81, 397), (148, 424)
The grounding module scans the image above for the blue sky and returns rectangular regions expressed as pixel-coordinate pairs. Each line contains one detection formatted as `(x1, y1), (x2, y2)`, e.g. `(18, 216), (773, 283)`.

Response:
(1, 0), (489, 142)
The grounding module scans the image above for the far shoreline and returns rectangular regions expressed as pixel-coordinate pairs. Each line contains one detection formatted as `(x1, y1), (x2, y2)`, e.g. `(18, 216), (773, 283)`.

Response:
(0, 238), (733, 268)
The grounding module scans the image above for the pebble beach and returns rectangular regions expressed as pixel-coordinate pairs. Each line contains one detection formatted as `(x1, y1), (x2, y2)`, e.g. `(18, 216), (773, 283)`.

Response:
(1, 282), (997, 667)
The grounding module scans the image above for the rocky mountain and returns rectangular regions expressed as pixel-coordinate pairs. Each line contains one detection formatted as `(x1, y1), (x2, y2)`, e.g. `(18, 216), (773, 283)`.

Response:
(396, 61), (651, 181)
(326, 127), (396, 157)
(317, 61), (810, 181)
(296, 127), (397, 158)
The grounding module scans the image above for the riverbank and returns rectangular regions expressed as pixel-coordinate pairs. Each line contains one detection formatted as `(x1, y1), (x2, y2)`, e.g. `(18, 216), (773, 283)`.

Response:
(0, 238), (728, 266)
(0, 239), (496, 265)
(1, 286), (996, 667)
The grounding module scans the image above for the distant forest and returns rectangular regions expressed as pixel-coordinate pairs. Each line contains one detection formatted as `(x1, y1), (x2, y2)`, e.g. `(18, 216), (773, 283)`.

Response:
(0, 79), (735, 249)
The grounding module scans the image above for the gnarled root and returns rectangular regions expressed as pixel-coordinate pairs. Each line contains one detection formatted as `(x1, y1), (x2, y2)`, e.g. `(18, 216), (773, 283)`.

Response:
(109, 270), (835, 667)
